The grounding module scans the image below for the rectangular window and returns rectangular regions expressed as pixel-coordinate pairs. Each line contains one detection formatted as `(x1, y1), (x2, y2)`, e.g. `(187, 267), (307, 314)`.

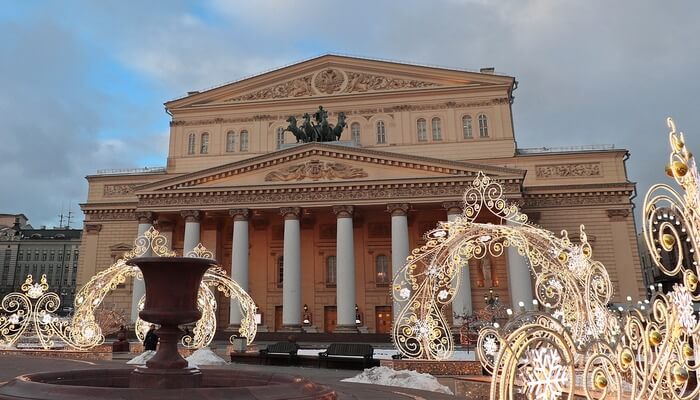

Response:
(49, 251), (55, 261)
(240, 131), (249, 152)
(18, 251), (23, 261)
(326, 256), (337, 286)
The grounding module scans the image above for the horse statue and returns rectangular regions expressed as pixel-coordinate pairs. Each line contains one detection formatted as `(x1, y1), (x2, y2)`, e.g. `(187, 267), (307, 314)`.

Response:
(302, 113), (319, 142)
(284, 116), (307, 143)
(332, 112), (347, 141)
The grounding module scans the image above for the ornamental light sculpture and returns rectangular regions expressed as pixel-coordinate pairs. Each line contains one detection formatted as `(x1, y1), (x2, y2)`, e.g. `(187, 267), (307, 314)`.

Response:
(478, 118), (700, 399)
(392, 171), (619, 361)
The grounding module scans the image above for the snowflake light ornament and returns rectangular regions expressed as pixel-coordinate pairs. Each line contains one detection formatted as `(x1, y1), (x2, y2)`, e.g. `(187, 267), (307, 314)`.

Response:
(399, 288), (411, 299)
(437, 290), (448, 300)
(520, 347), (569, 400)
(669, 284), (697, 334)
(484, 336), (499, 357)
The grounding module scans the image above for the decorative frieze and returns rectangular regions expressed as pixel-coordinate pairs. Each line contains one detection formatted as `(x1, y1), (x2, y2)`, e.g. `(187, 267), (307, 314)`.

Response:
(314, 68), (345, 94)
(523, 194), (629, 208)
(265, 160), (368, 182)
(226, 75), (314, 102)
(140, 183), (496, 207)
(85, 211), (136, 221)
(535, 163), (601, 179)
(103, 184), (137, 196)
(607, 209), (630, 221)
(343, 71), (439, 93)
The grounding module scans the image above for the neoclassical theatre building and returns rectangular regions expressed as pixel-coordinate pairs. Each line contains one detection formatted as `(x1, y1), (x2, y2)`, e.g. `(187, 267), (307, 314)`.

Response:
(78, 55), (643, 334)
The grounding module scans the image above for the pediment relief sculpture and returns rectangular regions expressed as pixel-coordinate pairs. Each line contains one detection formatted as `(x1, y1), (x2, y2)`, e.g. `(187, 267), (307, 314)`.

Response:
(225, 68), (442, 102)
(264, 160), (368, 182)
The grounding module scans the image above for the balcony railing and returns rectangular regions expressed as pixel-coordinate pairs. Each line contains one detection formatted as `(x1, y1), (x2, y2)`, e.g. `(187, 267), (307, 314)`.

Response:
(517, 144), (615, 154)
(95, 166), (166, 175)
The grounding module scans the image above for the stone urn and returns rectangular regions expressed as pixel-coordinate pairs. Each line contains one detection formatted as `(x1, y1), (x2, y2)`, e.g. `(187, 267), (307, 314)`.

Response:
(126, 256), (216, 388)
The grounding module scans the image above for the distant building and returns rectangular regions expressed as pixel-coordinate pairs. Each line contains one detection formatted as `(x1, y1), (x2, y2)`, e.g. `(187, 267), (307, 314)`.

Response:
(0, 216), (81, 312)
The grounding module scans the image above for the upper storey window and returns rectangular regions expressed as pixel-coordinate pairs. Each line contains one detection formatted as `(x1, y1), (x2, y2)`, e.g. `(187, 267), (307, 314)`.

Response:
(478, 114), (489, 137)
(200, 132), (209, 154)
(226, 131), (236, 152)
(187, 133), (196, 155)
(240, 130), (249, 151)
(376, 121), (386, 144)
(462, 115), (473, 139)
(417, 119), (427, 141)
(276, 127), (285, 149)
(351, 122), (360, 144)
(431, 118), (442, 141)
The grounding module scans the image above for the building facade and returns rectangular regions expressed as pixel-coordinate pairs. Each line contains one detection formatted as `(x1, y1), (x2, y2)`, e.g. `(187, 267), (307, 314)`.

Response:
(78, 55), (644, 333)
(0, 217), (82, 312)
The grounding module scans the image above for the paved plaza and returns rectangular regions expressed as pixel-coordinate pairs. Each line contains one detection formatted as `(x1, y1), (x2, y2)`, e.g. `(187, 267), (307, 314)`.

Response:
(0, 350), (490, 400)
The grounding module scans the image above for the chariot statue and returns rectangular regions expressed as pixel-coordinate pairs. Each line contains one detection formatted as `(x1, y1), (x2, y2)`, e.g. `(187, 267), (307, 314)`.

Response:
(284, 106), (346, 143)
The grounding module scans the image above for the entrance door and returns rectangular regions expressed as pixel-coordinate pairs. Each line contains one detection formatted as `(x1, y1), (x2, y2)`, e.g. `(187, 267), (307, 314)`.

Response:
(274, 306), (283, 331)
(375, 306), (392, 334)
(324, 306), (337, 333)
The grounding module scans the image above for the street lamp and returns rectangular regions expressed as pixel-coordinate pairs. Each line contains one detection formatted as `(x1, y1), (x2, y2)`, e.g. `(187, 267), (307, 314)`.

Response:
(484, 288), (499, 307)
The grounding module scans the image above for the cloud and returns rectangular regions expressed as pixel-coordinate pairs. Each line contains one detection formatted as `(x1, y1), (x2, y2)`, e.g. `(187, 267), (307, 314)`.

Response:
(3, 0), (700, 230)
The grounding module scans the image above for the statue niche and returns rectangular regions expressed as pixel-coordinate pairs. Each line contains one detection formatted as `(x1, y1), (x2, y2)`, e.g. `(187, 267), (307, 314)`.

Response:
(284, 106), (346, 143)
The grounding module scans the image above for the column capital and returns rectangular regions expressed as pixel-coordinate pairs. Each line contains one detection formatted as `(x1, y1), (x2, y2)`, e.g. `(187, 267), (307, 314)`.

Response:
(135, 211), (154, 224)
(229, 208), (250, 221)
(181, 210), (201, 223)
(442, 201), (463, 216)
(332, 205), (354, 218)
(387, 203), (410, 217)
(280, 207), (301, 220)
(84, 223), (102, 234)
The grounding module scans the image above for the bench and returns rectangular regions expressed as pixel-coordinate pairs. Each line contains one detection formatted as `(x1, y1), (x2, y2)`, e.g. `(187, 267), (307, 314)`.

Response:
(318, 343), (374, 369)
(259, 342), (299, 365)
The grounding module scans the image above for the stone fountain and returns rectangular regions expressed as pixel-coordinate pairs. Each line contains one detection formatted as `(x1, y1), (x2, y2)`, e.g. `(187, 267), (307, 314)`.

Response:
(0, 256), (336, 399)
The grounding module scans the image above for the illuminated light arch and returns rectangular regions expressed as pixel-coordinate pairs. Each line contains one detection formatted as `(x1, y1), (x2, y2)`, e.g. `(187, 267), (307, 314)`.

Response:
(392, 172), (619, 360)
(69, 227), (256, 349)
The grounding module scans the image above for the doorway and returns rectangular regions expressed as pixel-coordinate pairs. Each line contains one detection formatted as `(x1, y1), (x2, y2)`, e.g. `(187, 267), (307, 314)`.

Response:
(324, 306), (337, 333)
(274, 306), (283, 331)
(375, 306), (392, 334)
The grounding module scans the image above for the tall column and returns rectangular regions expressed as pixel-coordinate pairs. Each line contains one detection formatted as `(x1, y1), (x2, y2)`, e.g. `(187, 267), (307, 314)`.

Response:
(280, 207), (302, 331)
(228, 209), (250, 328)
(388, 203), (410, 319)
(131, 212), (153, 323)
(506, 219), (534, 309)
(333, 206), (357, 333)
(181, 210), (201, 255)
(443, 201), (472, 327)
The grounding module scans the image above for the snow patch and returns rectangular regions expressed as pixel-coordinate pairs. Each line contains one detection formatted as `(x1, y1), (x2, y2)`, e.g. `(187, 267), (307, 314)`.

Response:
(342, 366), (453, 395)
(186, 348), (228, 366)
(127, 350), (156, 365)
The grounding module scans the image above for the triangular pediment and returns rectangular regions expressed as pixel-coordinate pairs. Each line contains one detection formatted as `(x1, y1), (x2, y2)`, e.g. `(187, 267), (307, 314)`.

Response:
(135, 143), (524, 194)
(166, 55), (514, 109)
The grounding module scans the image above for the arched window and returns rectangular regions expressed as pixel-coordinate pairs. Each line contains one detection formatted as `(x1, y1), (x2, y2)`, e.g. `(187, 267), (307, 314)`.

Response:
(462, 115), (473, 139)
(326, 256), (337, 286)
(187, 133), (195, 155)
(200, 132), (209, 154)
(417, 118), (427, 141)
(376, 121), (386, 144)
(478, 114), (489, 137)
(431, 117), (442, 140)
(226, 131), (236, 152)
(351, 122), (361, 144)
(277, 256), (284, 287)
(240, 130), (249, 151)
(375, 255), (389, 285)
(276, 127), (285, 149)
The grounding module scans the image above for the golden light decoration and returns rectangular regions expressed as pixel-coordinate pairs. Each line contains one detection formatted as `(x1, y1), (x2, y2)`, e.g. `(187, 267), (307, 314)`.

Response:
(80, 227), (258, 349)
(392, 171), (619, 360)
(479, 118), (700, 399)
(0, 274), (99, 350)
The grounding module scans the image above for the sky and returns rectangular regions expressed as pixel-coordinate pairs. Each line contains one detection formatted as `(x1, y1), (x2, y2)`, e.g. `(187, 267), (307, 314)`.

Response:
(1, 0), (699, 229)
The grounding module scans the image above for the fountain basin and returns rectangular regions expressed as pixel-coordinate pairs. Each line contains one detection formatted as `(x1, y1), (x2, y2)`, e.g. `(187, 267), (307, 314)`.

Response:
(0, 368), (336, 399)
